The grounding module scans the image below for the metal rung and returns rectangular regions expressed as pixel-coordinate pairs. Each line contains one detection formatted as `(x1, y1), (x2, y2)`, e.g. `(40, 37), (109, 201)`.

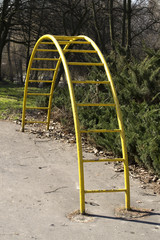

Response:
(58, 41), (90, 45)
(28, 80), (53, 83)
(37, 49), (58, 52)
(72, 80), (110, 84)
(85, 189), (126, 193)
(36, 48), (94, 53)
(33, 58), (59, 61)
(63, 49), (97, 53)
(40, 42), (55, 44)
(68, 62), (103, 66)
(83, 158), (124, 163)
(77, 103), (115, 107)
(26, 107), (49, 110)
(54, 36), (84, 40)
(30, 68), (56, 71)
(25, 121), (48, 124)
(80, 129), (121, 133)
(27, 93), (50, 96)
(40, 40), (90, 45)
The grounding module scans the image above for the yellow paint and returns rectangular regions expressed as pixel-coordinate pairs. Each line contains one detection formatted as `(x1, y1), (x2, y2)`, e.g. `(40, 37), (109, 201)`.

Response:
(77, 103), (115, 107)
(83, 158), (124, 162)
(28, 80), (53, 83)
(85, 189), (126, 193)
(22, 34), (130, 214)
(30, 68), (56, 71)
(25, 106), (49, 110)
(80, 129), (121, 133)
(67, 62), (103, 66)
(64, 49), (96, 53)
(27, 93), (50, 96)
(72, 80), (110, 84)
(33, 58), (59, 61)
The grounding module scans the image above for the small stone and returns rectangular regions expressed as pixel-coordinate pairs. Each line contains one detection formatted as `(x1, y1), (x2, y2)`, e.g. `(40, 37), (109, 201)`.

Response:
(115, 168), (124, 172)
(157, 179), (160, 184)
(89, 149), (94, 153)
(152, 176), (158, 182)
(93, 148), (98, 154)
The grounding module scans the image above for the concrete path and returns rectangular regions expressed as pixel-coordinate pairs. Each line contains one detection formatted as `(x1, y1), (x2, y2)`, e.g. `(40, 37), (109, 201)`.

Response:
(0, 120), (159, 240)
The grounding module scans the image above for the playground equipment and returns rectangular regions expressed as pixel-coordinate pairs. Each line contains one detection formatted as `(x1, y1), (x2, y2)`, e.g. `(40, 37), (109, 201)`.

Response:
(22, 34), (130, 214)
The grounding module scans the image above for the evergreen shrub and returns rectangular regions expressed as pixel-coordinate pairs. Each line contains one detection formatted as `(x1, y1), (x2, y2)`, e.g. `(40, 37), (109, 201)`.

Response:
(40, 47), (160, 176)
(105, 47), (160, 175)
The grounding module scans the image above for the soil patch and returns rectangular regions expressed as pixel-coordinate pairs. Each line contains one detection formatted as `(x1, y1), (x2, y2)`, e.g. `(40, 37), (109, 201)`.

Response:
(114, 207), (154, 219)
(67, 210), (95, 223)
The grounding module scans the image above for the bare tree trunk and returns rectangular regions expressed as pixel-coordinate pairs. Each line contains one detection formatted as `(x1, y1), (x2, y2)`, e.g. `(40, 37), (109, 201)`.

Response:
(13, 44), (18, 81)
(0, 0), (10, 81)
(69, 0), (75, 33)
(109, 0), (115, 50)
(7, 33), (14, 82)
(0, 48), (3, 81)
(19, 59), (23, 84)
(127, 0), (132, 56)
(0, 0), (20, 81)
(122, 0), (127, 47)
(26, 6), (32, 71)
(36, 0), (45, 41)
(92, 0), (103, 50)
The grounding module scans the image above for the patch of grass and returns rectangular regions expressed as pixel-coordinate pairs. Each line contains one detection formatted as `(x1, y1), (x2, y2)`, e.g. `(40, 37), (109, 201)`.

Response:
(0, 81), (47, 120)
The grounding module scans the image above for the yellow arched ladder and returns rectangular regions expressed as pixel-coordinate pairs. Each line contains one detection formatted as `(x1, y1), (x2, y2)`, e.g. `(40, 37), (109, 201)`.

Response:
(22, 35), (130, 214)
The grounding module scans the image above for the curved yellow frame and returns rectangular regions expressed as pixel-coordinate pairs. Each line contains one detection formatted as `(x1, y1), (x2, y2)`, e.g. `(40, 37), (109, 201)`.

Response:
(22, 34), (130, 214)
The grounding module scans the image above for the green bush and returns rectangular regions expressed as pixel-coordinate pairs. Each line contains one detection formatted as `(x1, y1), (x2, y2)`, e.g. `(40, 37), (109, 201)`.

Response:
(38, 47), (160, 176)
(106, 47), (160, 175)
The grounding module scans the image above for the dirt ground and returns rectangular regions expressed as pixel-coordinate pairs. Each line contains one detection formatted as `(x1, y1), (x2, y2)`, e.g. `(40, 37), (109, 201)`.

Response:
(0, 120), (160, 240)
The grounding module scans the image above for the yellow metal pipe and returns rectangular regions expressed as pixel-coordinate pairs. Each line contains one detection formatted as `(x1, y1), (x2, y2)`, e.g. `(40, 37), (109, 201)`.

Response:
(28, 80), (52, 83)
(85, 189), (126, 193)
(36, 48), (96, 53)
(54, 35), (83, 40)
(47, 51), (63, 130)
(25, 121), (48, 124)
(58, 41), (90, 45)
(40, 42), (55, 44)
(67, 62), (103, 66)
(36, 49), (58, 52)
(22, 37), (43, 131)
(63, 49), (96, 53)
(27, 93), (50, 96)
(72, 80), (110, 84)
(30, 68), (56, 71)
(26, 106), (48, 110)
(53, 35), (86, 214)
(79, 35), (131, 210)
(80, 129), (121, 133)
(33, 58), (59, 61)
(43, 36), (85, 214)
(83, 158), (124, 162)
(77, 103), (115, 107)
